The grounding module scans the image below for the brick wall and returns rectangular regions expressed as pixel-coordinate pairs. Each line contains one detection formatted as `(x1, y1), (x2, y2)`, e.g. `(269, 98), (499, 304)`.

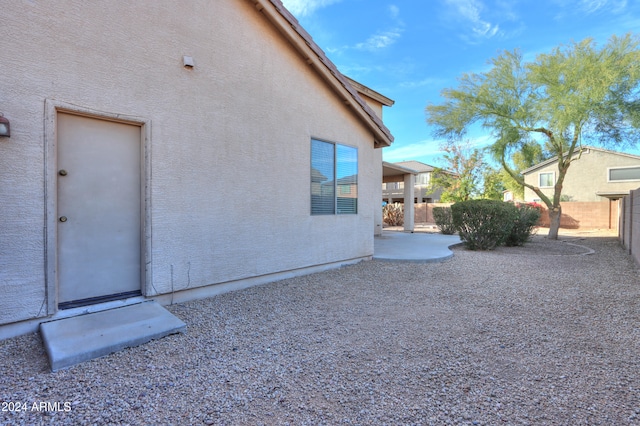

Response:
(415, 201), (616, 230)
(414, 203), (427, 223)
(414, 203), (453, 223)
(537, 201), (615, 229)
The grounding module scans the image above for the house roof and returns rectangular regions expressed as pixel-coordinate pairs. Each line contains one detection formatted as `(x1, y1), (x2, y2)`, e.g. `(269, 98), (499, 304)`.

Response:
(382, 161), (418, 178)
(521, 146), (640, 175)
(393, 161), (436, 173)
(252, 0), (394, 148)
(344, 77), (395, 107)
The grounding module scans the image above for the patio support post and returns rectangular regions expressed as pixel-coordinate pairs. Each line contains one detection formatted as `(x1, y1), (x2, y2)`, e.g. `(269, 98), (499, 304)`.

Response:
(404, 173), (415, 232)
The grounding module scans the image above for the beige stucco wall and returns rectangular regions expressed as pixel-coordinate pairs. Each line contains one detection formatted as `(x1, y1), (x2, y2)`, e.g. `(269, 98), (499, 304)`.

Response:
(0, 1), (381, 328)
(524, 148), (640, 202)
(374, 149), (384, 235)
(351, 92), (385, 235)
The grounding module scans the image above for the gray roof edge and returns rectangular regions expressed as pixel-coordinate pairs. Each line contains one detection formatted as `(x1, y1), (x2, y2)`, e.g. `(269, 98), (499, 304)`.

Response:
(521, 146), (640, 175)
(344, 76), (395, 107)
(394, 160), (436, 173)
(382, 161), (419, 174)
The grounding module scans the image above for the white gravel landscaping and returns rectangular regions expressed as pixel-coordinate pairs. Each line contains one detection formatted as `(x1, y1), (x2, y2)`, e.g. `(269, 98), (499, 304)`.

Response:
(1, 233), (639, 425)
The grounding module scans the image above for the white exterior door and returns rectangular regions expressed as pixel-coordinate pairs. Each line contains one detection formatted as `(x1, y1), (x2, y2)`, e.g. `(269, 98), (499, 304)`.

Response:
(57, 113), (142, 307)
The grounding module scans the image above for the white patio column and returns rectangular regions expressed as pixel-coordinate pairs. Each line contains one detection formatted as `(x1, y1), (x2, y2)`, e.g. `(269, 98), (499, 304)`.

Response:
(404, 173), (415, 232)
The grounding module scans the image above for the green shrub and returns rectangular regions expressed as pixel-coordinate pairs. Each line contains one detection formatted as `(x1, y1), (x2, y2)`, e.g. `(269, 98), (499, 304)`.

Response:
(451, 200), (518, 250)
(383, 203), (404, 226)
(433, 206), (456, 235)
(505, 204), (541, 246)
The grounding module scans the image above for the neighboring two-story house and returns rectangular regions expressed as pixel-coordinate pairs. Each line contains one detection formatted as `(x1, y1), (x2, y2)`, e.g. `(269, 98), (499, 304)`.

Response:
(522, 146), (640, 230)
(522, 146), (640, 202)
(382, 161), (446, 204)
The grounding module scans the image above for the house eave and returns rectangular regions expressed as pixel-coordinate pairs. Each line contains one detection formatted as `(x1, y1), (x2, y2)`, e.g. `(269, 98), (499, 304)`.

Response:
(252, 0), (394, 148)
(344, 76), (395, 107)
(382, 161), (418, 177)
(596, 191), (630, 200)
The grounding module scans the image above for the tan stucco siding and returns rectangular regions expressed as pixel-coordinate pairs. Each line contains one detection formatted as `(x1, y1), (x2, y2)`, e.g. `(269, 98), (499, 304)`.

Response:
(0, 1), (379, 325)
(373, 149), (383, 235)
(524, 149), (640, 202)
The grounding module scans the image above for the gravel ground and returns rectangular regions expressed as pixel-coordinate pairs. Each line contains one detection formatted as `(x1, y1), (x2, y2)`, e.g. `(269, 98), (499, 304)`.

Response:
(1, 233), (639, 425)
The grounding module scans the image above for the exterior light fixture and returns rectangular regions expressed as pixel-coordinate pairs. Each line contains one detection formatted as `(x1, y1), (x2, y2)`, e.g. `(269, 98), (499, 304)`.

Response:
(0, 114), (10, 137)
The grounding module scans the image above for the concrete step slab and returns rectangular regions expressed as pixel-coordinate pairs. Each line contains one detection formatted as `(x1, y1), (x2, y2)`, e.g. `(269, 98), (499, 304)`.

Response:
(40, 301), (186, 372)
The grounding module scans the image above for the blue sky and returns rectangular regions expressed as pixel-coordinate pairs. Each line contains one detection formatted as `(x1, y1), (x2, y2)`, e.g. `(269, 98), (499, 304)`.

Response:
(280, 0), (640, 167)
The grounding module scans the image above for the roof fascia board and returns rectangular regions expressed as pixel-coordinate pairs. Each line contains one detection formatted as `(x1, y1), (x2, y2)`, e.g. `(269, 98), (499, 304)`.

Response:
(522, 146), (640, 175)
(521, 157), (561, 175)
(345, 77), (395, 107)
(382, 161), (418, 174)
(395, 160), (436, 172)
(251, 0), (393, 148)
(582, 145), (640, 160)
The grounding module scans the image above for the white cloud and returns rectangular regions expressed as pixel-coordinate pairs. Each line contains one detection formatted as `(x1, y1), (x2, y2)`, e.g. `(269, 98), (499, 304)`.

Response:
(398, 77), (450, 90)
(580, 0), (609, 12)
(553, 0), (628, 17)
(280, 0), (342, 17)
(356, 28), (403, 51)
(494, 0), (520, 22)
(389, 4), (400, 19)
(382, 140), (444, 163)
(382, 135), (494, 165)
(443, 0), (501, 42)
(354, 5), (405, 51)
(579, 0), (628, 13)
(466, 134), (494, 149)
(580, 0), (627, 13)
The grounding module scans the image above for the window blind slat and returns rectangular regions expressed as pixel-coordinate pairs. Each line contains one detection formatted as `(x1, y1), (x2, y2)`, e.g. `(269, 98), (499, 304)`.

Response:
(336, 144), (357, 214)
(311, 140), (335, 215)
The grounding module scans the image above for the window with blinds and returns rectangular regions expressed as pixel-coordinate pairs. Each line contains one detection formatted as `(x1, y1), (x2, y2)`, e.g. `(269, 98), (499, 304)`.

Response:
(311, 139), (358, 215)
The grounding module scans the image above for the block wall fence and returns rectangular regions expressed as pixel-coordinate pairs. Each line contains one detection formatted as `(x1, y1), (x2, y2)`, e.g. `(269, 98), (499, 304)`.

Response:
(413, 201), (617, 231)
(619, 188), (640, 266)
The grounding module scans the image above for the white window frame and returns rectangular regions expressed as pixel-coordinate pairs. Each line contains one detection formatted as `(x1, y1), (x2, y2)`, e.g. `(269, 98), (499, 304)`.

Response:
(538, 171), (555, 188)
(607, 165), (640, 182)
(415, 173), (430, 186)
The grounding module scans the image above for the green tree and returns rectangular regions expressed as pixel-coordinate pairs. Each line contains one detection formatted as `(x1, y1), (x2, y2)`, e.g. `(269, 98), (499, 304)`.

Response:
(481, 166), (506, 200)
(500, 142), (549, 200)
(426, 34), (640, 239)
(429, 140), (485, 202)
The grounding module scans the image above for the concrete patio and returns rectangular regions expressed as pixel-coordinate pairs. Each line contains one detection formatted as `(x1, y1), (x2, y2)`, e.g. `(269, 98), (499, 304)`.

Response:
(374, 230), (461, 262)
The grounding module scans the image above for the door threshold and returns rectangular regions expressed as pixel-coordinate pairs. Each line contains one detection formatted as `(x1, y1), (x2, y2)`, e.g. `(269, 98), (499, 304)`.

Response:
(59, 291), (142, 310)
(47, 295), (147, 324)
